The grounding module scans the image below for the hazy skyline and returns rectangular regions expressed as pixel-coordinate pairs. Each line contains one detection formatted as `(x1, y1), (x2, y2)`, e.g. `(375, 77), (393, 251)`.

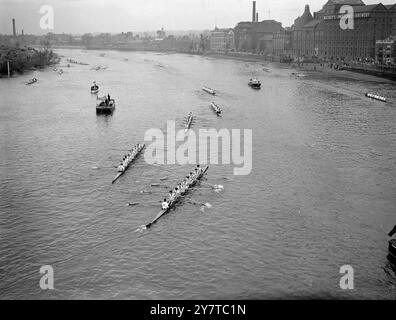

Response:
(1, 0), (395, 35)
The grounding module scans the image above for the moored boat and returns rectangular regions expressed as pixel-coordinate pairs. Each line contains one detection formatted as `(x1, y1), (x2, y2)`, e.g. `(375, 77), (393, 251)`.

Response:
(365, 93), (386, 102)
(26, 78), (37, 85)
(202, 86), (216, 95)
(145, 166), (209, 229)
(210, 102), (222, 116)
(112, 144), (146, 184)
(248, 78), (261, 89)
(291, 73), (306, 78)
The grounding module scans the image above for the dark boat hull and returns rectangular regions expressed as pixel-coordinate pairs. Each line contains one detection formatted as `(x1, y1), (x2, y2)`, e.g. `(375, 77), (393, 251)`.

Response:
(389, 239), (396, 259)
(248, 83), (261, 89)
(96, 107), (115, 114)
(96, 102), (115, 113)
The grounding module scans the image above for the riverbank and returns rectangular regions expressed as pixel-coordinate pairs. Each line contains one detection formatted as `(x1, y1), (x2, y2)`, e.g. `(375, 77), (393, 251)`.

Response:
(205, 52), (395, 84)
(0, 46), (59, 78)
(46, 45), (395, 84)
(287, 62), (395, 84)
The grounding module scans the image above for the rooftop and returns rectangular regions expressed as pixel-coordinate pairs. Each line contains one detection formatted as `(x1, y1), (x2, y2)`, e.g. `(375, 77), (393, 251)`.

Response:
(303, 19), (322, 28)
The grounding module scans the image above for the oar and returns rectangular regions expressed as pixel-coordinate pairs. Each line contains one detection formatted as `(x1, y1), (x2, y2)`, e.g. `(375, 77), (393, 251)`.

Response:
(91, 166), (117, 170)
(199, 181), (214, 188)
(110, 148), (132, 152)
(186, 199), (205, 206)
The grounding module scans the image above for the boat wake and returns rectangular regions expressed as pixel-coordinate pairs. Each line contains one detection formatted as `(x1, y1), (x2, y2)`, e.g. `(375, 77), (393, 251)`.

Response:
(213, 184), (224, 193)
(200, 202), (213, 212)
(135, 225), (148, 233)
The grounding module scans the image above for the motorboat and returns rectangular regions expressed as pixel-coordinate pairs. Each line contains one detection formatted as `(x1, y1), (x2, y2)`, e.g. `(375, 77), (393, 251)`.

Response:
(96, 96), (115, 113)
(248, 78), (261, 89)
(91, 82), (99, 94)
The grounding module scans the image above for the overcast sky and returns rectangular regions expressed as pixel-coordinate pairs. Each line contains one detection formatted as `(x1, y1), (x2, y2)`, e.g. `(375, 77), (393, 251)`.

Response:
(0, 0), (394, 35)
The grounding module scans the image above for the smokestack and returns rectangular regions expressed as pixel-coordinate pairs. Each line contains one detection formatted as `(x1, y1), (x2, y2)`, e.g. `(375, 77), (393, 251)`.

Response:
(252, 1), (256, 22)
(256, 12), (259, 22)
(12, 18), (16, 37)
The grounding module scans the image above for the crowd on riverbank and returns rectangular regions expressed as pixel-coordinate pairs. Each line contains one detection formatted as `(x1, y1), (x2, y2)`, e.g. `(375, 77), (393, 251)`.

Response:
(204, 51), (396, 83)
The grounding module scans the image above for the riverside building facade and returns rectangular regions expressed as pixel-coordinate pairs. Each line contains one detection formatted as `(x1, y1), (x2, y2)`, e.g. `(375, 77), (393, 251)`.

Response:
(209, 28), (235, 53)
(290, 0), (396, 63)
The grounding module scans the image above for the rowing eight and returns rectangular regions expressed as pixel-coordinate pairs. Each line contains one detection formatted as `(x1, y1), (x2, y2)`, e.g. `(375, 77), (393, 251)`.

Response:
(185, 113), (193, 132)
(145, 166), (209, 229)
(210, 102), (222, 116)
(112, 144), (146, 184)
(202, 86), (216, 95)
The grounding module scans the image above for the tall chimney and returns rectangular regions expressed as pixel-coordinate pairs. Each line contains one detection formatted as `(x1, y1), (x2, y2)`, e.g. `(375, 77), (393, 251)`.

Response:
(252, 1), (256, 22)
(12, 18), (16, 37)
(256, 12), (259, 22)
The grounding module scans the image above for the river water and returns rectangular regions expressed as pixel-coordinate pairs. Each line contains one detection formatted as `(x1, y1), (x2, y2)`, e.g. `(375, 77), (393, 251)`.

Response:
(1, 49), (396, 299)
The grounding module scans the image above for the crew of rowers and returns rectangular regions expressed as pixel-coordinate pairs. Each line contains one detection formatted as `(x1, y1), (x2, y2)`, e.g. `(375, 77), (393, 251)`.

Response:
(161, 165), (204, 210)
(117, 144), (142, 173)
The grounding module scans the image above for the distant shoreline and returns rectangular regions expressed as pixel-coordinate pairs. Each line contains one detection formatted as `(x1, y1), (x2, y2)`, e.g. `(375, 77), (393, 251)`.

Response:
(50, 46), (395, 83)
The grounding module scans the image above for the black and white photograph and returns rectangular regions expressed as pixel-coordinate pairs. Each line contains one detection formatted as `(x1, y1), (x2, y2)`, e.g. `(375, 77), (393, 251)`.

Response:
(0, 0), (396, 304)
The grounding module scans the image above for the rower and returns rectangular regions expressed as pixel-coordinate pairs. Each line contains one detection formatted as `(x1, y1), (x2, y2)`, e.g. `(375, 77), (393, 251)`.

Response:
(161, 199), (169, 210)
(179, 181), (185, 191)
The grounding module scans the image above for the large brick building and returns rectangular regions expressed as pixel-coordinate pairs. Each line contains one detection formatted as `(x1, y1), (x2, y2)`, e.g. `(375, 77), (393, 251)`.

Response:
(209, 28), (235, 52)
(375, 35), (396, 64)
(273, 29), (292, 59)
(291, 0), (396, 62)
(320, 2), (395, 60)
(234, 20), (283, 53)
(291, 5), (322, 59)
